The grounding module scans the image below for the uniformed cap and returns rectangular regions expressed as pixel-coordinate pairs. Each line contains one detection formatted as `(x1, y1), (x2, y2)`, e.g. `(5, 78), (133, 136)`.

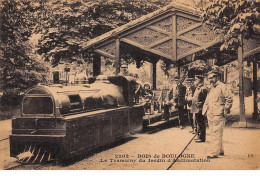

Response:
(195, 75), (205, 80)
(207, 70), (219, 79)
(186, 77), (194, 82)
(174, 75), (180, 79)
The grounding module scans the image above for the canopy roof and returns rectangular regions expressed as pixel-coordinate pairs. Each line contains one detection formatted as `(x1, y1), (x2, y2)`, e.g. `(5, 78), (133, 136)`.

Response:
(82, 2), (260, 65)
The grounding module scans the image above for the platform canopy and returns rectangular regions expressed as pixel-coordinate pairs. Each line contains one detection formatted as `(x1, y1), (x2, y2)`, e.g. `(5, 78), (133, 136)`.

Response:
(82, 2), (260, 67)
(82, 3), (221, 64)
(81, 2), (260, 122)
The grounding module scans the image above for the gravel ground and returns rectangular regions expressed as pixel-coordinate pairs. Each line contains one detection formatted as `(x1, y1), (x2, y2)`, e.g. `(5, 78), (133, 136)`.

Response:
(170, 128), (260, 170)
(1, 94), (259, 170)
(2, 124), (260, 170)
(35, 126), (194, 170)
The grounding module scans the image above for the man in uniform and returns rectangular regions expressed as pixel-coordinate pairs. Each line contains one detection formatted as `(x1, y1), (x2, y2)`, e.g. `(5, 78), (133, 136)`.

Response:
(191, 75), (208, 142)
(185, 78), (196, 133)
(141, 83), (153, 113)
(173, 76), (187, 129)
(202, 70), (233, 158)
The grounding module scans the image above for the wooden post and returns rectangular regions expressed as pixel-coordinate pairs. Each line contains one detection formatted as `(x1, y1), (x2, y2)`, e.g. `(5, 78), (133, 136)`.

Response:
(178, 66), (181, 77)
(238, 34), (246, 127)
(65, 71), (68, 86)
(93, 54), (101, 77)
(172, 14), (177, 61)
(115, 39), (121, 75)
(224, 67), (228, 83)
(152, 59), (157, 90)
(252, 58), (258, 119)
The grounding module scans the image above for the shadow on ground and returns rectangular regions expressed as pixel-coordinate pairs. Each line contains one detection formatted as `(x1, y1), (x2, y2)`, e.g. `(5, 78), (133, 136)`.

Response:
(142, 119), (183, 134)
(59, 136), (138, 166)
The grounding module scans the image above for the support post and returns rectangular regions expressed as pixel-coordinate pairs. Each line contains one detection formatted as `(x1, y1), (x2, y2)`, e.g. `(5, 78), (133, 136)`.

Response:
(252, 58), (258, 119)
(172, 14), (177, 61)
(65, 72), (68, 86)
(152, 59), (157, 90)
(177, 66), (181, 77)
(238, 34), (246, 127)
(224, 67), (228, 83)
(93, 54), (101, 77)
(115, 39), (121, 76)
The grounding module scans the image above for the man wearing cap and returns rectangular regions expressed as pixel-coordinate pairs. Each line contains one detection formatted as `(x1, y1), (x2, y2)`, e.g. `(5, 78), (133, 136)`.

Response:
(173, 76), (187, 129)
(202, 70), (233, 158)
(141, 83), (153, 113)
(185, 78), (196, 133)
(191, 75), (208, 142)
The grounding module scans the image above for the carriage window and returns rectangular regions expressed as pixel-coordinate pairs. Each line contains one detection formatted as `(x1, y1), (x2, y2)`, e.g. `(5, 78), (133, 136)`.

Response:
(23, 97), (53, 115)
(68, 95), (82, 111)
(80, 91), (103, 110)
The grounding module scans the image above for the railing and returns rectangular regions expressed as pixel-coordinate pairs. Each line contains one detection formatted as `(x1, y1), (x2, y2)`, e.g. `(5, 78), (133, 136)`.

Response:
(151, 90), (163, 113)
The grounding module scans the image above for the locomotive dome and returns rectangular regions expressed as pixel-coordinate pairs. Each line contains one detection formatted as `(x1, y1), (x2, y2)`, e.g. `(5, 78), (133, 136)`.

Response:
(22, 82), (127, 117)
(10, 76), (145, 164)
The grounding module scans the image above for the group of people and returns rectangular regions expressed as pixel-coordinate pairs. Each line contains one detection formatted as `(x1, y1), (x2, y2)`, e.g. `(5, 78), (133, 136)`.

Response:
(132, 69), (233, 158)
(165, 70), (233, 159)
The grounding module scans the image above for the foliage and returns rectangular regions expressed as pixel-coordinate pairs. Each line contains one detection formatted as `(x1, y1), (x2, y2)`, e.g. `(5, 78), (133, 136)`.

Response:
(202, 0), (260, 51)
(185, 60), (210, 76)
(0, 0), (48, 95)
(128, 62), (154, 86)
(160, 60), (176, 77)
(37, 0), (172, 66)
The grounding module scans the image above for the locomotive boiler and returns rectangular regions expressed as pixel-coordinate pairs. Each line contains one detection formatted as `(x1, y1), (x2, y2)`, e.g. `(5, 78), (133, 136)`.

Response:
(10, 76), (144, 163)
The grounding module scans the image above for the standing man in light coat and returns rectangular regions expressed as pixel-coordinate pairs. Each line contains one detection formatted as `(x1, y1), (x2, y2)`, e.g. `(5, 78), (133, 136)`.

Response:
(202, 70), (233, 158)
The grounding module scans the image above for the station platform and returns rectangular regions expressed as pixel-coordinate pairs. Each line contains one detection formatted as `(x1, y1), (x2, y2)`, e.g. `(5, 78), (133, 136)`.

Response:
(142, 111), (179, 129)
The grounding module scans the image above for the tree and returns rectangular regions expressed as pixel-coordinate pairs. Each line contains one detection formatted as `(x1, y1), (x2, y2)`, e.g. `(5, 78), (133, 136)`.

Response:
(202, 0), (260, 51)
(37, 0), (172, 66)
(0, 0), (48, 99)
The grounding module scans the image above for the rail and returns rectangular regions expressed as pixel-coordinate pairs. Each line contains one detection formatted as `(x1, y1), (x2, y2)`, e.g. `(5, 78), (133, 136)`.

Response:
(3, 113), (240, 170)
(0, 137), (9, 142)
(166, 133), (197, 170)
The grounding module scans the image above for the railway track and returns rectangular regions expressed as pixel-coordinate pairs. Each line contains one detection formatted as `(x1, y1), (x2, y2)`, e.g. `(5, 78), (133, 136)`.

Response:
(165, 114), (239, 170)
(3, 116), (199, 170)
(0, 137), (9, 142)
(166, 133), (197, 170)
(0, 136), (53, 170)
(0, 137), (20, 170)
(0, 137), (9, 150)
(6, 162), (54, 170)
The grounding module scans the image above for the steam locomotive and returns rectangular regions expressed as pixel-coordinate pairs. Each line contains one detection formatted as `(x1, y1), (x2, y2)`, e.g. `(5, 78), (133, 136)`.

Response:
(10, 76), (144, 163)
